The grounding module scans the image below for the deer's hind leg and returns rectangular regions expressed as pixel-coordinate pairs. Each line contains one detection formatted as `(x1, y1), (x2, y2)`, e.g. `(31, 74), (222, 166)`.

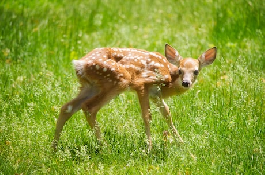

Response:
(52, 86), (99, 150)
(81, 85), (124, 143)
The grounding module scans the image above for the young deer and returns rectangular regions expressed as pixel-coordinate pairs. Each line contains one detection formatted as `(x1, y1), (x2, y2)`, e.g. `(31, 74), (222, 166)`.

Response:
(52, 44), (217, 151)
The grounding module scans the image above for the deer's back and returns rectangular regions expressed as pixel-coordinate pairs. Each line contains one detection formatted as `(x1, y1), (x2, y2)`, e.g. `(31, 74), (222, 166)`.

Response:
(74, 48), (173, 89)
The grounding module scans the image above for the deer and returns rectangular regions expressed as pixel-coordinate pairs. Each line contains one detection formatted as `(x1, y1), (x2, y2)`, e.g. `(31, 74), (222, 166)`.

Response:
(52, 44), (217, 151)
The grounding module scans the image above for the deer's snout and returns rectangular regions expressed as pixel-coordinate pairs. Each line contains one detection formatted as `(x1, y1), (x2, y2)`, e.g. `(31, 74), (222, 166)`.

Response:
(182, 81), (191, 87)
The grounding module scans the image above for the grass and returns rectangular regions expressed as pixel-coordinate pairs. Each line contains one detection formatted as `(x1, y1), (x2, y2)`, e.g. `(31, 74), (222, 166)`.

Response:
(0, 0), (264, 174)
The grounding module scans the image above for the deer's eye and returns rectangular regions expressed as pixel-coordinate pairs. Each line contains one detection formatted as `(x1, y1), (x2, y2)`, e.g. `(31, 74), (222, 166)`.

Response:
(178, 68), (182, 75)
(194, 70), (199, 75)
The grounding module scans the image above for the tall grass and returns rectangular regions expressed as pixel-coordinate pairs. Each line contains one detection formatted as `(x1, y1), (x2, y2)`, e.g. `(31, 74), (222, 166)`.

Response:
(0, 0), (264, 174)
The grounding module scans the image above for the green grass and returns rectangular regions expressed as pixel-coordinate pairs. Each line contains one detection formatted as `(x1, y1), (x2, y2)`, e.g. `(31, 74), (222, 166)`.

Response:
(0, 0), (264, 174)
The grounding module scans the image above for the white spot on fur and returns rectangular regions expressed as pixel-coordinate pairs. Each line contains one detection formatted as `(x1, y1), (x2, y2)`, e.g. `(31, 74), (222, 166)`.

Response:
(103, 67), (107, 72)
(141, 72), (149, 78)
(140, 60), (146, 65)
(149, 52), (158, 57)
(65, 105), (73, 113)
(129, 64), (137, 69)
(96, 65), (100, 70)
(154, 63), (163, 67)
(150, 61), (155, 65)
(87, 60), (92, 64)
(149, 76), (156, 79)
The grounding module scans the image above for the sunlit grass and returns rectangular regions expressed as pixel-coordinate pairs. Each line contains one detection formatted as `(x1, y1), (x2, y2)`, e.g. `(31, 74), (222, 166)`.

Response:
(0, 0), (264, 174)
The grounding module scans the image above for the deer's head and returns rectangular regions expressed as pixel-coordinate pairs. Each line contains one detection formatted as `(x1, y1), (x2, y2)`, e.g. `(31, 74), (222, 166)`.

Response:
(165, 44), (217, 88)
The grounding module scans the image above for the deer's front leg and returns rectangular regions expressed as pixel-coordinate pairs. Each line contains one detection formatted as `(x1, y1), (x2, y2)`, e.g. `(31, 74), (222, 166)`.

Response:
(137, 87), (152, 151)
(153, 97), (184, 143)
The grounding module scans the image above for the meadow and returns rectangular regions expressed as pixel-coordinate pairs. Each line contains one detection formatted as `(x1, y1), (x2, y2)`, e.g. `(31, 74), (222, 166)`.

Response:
(0, 0), (264, 174)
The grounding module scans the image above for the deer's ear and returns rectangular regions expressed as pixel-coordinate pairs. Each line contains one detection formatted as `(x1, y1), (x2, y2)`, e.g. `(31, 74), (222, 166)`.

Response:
(165, 44), (182, 66)
(198, 47), (217, 68)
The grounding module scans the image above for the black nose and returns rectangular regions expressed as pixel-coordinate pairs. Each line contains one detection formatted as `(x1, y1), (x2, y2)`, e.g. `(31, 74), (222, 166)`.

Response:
(182, 81), (190, 87)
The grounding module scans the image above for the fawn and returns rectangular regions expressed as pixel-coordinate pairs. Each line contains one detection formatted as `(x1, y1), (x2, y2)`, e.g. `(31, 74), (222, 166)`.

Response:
(52, 44), (217, 151)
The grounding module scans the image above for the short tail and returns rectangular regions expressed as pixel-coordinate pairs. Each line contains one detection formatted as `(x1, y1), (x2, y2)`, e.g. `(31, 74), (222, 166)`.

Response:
(72, 60), (86, 76)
